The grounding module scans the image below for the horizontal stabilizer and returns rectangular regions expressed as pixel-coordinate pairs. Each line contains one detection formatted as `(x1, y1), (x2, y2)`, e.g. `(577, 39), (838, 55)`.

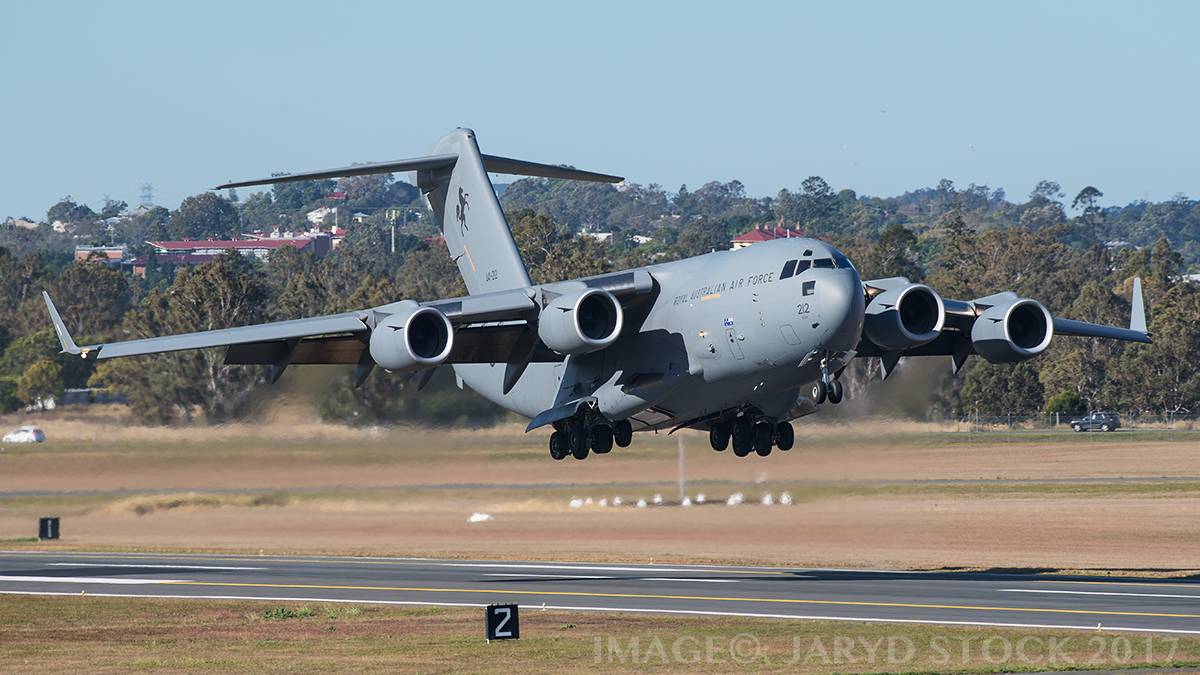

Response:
(213, 152), (622, 191)
(480, 155), (622, 183)
(214, 154), (459, 190)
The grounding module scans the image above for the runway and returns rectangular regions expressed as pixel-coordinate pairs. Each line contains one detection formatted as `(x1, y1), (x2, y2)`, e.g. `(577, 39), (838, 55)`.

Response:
(2, 551), (1198, 634)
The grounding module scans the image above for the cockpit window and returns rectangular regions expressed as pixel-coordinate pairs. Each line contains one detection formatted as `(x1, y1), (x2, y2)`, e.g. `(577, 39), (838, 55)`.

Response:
(780, 259), (798, 279)
(832, 254), (855, 270)
(803, 249), (813, 256)
(794, 260), (811, 273)
(813, 258), (835, 269)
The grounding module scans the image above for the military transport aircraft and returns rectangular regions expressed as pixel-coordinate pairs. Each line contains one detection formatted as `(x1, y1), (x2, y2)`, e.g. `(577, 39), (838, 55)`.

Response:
(43, 128), (1153, 460)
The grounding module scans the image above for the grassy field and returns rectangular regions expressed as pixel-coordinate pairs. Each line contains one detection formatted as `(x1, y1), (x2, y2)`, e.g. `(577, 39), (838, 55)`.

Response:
(4, 596), (1200, 674)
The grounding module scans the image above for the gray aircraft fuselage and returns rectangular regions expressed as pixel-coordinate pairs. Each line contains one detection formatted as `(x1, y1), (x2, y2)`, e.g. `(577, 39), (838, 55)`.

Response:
(455, 237), (864, 432)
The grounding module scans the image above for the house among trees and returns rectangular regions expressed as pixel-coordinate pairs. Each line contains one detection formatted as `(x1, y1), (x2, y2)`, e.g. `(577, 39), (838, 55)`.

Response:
(730, 224), (803, 249)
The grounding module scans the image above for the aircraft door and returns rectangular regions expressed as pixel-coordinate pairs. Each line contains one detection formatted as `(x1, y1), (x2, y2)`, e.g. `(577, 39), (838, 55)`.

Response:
(725, 328), (745, 360)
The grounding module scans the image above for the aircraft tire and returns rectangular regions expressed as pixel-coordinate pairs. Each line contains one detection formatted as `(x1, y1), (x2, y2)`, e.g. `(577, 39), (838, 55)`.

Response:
(732, 418), (753, 457)
(811, 380), (827, 405)
(591, 425), (614, 454)
(549, 431), (568, 460)
(568, 424), (589, 460)
(828, 379), (843, 404)
(753, 423), (773, 456)
(613, 420), (634, 447)
(776, 422), (794, 451)
(709, 423), (730, 451)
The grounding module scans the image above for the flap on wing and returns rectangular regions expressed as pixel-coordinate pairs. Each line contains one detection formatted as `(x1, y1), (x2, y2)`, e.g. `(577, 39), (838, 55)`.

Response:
(225, 335), (368, 366)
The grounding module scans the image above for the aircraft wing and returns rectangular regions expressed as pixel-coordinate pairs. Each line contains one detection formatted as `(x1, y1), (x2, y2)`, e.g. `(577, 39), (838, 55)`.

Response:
(854, 277), (1152, 377)
(42, 267), (654, 383)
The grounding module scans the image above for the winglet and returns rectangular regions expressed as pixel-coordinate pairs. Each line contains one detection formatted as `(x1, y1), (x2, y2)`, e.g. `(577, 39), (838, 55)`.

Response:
(42, 292), (86, 357)
(1131, 277), (1148, 334)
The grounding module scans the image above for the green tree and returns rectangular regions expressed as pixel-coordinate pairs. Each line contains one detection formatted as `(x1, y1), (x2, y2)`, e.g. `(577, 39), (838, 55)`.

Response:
(90, 251), (268, 423)
(867, 224), (922, 280)
(45, 260), (131, 336)
(0, 376), (18, 413)
(1043, 390), (1084, 416)
(508, 209), (608, 284)
(168, 193), (240, 241)
(1071, 186), (1106, 244)
(17, 360), (63, 408)
(1110, 282), (1200, 414)
(958, 360), (1045, 415)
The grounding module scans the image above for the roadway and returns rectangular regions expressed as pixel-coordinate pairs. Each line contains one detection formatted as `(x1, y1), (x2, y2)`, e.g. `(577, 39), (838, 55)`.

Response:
(1, 551), (1198, 634)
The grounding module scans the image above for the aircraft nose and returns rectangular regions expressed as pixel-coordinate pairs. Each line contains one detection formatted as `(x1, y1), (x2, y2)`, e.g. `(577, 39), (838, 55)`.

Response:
(820, 270), (865, 344)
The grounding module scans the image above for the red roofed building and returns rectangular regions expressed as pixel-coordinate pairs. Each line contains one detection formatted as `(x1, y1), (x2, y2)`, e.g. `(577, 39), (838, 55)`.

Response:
(731, 224), (804, 249)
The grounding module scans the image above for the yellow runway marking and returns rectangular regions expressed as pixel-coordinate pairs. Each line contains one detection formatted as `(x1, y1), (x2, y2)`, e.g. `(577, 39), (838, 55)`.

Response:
(164, 582), (1200, 619)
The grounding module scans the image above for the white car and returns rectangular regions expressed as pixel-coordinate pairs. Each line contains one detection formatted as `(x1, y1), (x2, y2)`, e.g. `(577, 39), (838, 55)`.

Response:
(3, 426), (45, 443)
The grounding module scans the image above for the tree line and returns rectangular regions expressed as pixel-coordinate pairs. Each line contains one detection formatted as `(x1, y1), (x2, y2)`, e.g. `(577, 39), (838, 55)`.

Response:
(1, 171), (1197, 423)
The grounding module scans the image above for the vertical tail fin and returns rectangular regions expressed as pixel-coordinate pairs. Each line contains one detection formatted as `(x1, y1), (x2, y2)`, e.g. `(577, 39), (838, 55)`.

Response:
(215, 127), (623, 296)
(412, 129), (531, 294)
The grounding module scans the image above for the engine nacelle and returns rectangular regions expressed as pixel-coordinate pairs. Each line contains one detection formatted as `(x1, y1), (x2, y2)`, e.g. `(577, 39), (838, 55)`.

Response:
(970, 297), (1053, 363)
(368, 302), (454, 373)
(538, 288), (624, 355)
(863, 284), (945, 350)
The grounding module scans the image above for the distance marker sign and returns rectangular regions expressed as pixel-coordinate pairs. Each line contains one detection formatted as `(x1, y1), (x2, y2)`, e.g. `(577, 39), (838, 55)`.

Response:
(485, 604), (519, 642)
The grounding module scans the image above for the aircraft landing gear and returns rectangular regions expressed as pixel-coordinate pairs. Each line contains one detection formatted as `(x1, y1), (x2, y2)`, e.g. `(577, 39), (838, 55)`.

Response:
(613, 420), (633, 447)
(827, 378), (844, 404)
(567, 423), (589, 460)
(549, 431), (568, 460)
(590, 425), (614, 454)
(810, 380), (827, 404)
(731, 417), (754, 457)
(753, 422), (774, 456)
(709, 423), (730, 451)
(775, 421), (794, 451)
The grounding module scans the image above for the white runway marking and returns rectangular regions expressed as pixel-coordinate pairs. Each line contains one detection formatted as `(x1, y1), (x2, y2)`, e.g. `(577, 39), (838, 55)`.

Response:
(0, 576), (192, 585)
(1000, 588), (1200, 600)
(4, 590), (1199, 635)
(451, 563), (809, 576)
(484, 573), (739, 583)
(49, 563), (265, 571)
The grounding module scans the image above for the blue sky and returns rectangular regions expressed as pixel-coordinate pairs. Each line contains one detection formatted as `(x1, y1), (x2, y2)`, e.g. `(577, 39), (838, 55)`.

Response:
(4, 1), (1198, 221)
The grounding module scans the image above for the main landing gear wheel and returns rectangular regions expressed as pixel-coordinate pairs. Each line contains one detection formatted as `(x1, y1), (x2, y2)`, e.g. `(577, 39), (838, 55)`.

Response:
(568, 424), (589, 460)
(731, 418), (753, 457)
(549, 431), (568, 460)
(753, 422), (774, 457)
(827, 379), (843, 404)
(591, 425), (614, 454)
(613, 420), (633, 447)
(810, 380), (827, 405)
(709, 423), (730, 451)
(775, 421), (794, 451)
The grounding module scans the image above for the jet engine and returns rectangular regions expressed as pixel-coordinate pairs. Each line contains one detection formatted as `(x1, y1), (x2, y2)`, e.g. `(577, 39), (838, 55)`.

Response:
(970, 297), (1053, 363)
(863, 284), (945, 350)
(538, 288), (624, 355)
(368, 302), (454, 372)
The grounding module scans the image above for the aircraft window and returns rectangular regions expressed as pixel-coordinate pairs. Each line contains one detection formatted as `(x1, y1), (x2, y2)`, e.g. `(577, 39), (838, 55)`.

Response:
(833, 254), (856, 270)
(803, 249), (813, 256)
(780, 260), (798, 279)
(794, 260), (811, 273)
(813, 258), (835, 269)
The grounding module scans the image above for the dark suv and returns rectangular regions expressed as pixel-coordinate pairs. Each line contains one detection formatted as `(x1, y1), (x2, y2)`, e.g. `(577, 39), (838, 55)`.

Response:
(1069, 412), (1121, 432)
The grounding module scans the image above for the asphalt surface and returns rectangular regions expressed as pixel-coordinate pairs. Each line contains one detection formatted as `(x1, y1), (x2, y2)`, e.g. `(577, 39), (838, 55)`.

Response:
(1, 551), (1198, 634)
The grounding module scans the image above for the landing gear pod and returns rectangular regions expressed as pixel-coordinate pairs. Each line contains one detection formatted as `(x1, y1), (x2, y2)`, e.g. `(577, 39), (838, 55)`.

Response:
(864, 284), (945, 350)
(368, 302), (454, 372)
(538, 288), (624, 355)
(971, 297), (1053, 363)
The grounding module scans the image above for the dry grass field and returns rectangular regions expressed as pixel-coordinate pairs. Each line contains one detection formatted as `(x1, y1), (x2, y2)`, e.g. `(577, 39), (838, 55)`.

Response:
(3, 404), (1200, 574)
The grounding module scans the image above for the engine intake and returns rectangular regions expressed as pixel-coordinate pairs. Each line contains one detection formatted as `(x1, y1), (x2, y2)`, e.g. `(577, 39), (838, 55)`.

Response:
(971, 297), (1053, 363)
(538, 288), (624, 354)
(863, 284), (945, 350)
(368, 302), (454, 372)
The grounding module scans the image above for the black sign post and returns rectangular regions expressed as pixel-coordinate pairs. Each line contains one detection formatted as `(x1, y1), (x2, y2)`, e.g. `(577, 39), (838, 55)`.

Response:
(38, 517), (59, 540)
(485, 603), (519, 642)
